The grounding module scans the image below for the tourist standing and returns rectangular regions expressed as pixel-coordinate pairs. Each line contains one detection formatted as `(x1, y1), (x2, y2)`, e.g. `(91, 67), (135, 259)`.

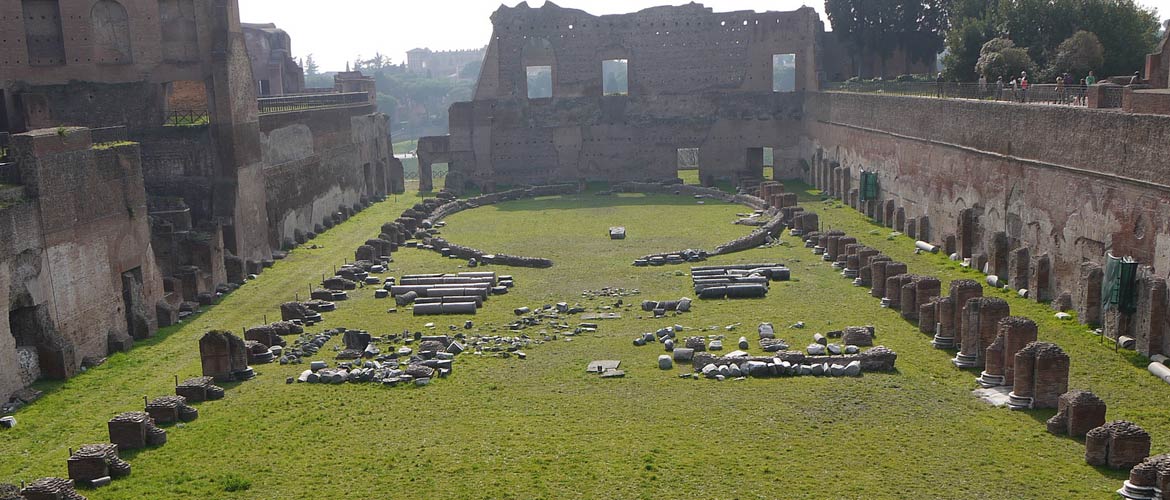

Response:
(935, 72), (944, 98)
(1086, 70), (1097, 86)
(1019, 71), (1029, 102)
(978, 74), (988, 98)
(1054, 75), (1065, 104)
(996, 76), (1004, 100)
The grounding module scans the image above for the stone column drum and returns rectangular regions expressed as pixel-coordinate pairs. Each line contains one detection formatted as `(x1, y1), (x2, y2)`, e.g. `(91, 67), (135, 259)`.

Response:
(954, 297), (1010, 368)
(932, 296), (956, 349)
(858, 248), (880, 271)
(1008, 341), (1069, 410)
(885, 274), (912, 310)
(919, 300), (937, 334)
(999, 317), (1038, 387)
(1032, 343), (1070, 408)
(1120, 454), (1170, 499)
(980, 334), (1006, 386)
(937, 280), (982, 349)
(870, 261), (891, 298)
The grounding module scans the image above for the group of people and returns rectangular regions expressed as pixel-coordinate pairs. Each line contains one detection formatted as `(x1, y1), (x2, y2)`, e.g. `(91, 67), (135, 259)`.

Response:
(935, 70), (1106, 105)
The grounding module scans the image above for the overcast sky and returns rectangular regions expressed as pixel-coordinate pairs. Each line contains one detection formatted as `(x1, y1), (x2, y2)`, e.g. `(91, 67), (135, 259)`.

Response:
(238, 0), (1170, 72)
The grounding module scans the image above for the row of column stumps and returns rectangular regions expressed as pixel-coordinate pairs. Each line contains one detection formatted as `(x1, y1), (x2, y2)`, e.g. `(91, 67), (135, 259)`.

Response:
(791, 186), (1162, 489)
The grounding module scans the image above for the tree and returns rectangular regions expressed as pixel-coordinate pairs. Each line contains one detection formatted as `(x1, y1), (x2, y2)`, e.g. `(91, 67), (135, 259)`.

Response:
(304, 54), (320, 77)
(826, 0), (948, 78)
(375, 93), (398, 121)
(458, 60), (483, 81)
(943, 16), (996, 81)
(976, 38), (1036, 80)
(993, 0), (1158, 77)
(1052, 30), (1104, 76)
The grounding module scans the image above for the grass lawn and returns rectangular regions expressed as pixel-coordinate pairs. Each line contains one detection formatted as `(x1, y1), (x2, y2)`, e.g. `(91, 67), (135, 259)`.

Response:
(0, 181), (1161, 499)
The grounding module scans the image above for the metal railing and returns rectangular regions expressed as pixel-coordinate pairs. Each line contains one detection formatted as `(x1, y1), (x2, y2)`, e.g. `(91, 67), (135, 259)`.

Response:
(165, 109), (210, 126)
(824, 81), (1099, 107)
(1100, 86), (1125, 108)
(257, 91), (369, 115)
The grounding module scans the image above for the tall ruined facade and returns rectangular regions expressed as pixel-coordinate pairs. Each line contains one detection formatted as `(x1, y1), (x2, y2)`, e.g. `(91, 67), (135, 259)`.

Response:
(0, 0), (403, 402)
(420, 2), (820, 193)
(426, 2), (1170, 360)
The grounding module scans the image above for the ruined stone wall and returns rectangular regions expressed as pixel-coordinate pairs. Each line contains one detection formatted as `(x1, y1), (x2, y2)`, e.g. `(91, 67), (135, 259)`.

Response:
(242, 23), (304, 96)
(436, 2), (820, 192)
(802, 91), (1170, 327)
(0, 198), (47, 402)
(259, 104), (394, 249)
(139, 126), (216, 223)
(0, 127), (163, 402)
(0, 0), (214, 131)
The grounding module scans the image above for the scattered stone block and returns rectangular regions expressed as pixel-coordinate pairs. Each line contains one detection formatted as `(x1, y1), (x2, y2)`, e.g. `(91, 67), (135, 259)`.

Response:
(586, 360), (621, 373)
(658, 355), (673, 370)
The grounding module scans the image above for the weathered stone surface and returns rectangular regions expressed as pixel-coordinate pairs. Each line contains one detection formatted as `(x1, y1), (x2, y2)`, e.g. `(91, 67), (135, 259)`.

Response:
(1047, 390), (1106, 437)
(1086, 420), (1151, 469)
(841, 326), (874, 347)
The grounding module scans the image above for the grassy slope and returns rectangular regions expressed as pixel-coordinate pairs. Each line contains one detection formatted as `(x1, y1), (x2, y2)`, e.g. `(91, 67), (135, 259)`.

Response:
(0, 182), (1162, 499)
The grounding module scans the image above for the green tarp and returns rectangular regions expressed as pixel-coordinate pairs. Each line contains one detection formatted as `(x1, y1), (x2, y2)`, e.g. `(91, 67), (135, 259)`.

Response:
(860, 171), (879, 201)
(1103, 253), (1138, 314)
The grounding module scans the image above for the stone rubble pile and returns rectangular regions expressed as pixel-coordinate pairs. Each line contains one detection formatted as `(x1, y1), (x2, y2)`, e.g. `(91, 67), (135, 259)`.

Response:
(388, 272), (511, 315)
(634, 249), (708, 267)
(634, 321), (895, 379)
(640, 298), (693, 316)
(380, 186), (575, 268)
(691, 264), (789, 299)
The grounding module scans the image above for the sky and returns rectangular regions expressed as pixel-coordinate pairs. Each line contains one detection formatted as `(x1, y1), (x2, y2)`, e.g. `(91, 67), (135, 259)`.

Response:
(238, 0), (1170, 72)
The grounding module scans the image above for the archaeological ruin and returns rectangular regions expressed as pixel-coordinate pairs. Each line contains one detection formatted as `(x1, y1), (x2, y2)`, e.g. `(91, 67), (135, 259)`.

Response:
(420, 0), (1170, 361)
(0, 0), (404, 403)
(3, 0), (1170, 497)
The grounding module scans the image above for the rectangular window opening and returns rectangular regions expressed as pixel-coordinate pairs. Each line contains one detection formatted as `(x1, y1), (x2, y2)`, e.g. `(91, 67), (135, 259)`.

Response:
(602, 59), (628, 96)
(526, 66), (552, 99)
(165, 80), (210, 126)
(677, 147), (700, 185)
(763, 147), (774, 179)
(773, 53), (796, 92)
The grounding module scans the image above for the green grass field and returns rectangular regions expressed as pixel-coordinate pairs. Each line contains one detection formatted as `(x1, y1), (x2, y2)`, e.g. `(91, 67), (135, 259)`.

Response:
(0, 181), (1162, 498)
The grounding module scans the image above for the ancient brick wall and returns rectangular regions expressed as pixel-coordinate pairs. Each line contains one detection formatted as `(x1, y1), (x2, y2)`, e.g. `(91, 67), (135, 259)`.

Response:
(434, 2), (820, 192)
(0, 127), (163, 402)
(0, 199), (47, 401)
(802, 92), (1170, 339)
(242, 23), (304, 96)
(259, 104), (394, 249)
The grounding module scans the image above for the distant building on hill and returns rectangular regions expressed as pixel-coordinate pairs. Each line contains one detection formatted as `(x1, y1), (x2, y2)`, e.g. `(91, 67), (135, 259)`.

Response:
(406, 47), (486, 80)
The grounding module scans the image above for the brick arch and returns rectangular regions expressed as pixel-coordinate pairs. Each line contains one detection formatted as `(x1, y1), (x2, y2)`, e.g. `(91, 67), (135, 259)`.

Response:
(92, 0), (132, 64)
